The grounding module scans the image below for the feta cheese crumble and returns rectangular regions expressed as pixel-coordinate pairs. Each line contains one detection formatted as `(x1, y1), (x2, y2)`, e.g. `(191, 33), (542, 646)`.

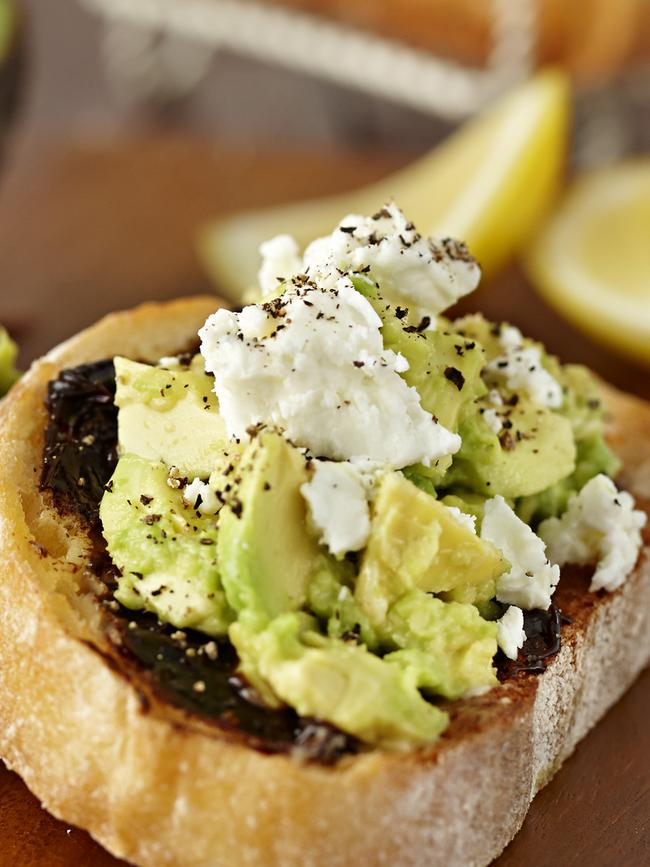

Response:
(301, 461), (372, 556)
(481, 495), (560, 610)
(445, 505), (478, 534)
(484, 325), (563, 409)
(480, 388), (505, 435)
(496, 605), (526, 660)
(258, 202), (480, 321)
(538, 474), (646, 592)
(258, 234), (302, 298)
(199, 275), (460, 468)
(182, 478), (221, 516)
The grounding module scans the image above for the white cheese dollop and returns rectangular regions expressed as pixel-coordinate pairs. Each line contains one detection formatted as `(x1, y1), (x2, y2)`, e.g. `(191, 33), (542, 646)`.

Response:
(496, 605), (527, 660)
(481, 495), (560, 610)
(258, 234), (302, 298)
(258, 202), (480, 321)
(301, 461), (372, 556)
(538, 474), (646, 592)
(199, 276), (460, 468)
(182, 478), (221, 516)
(484, 325), (563, 409)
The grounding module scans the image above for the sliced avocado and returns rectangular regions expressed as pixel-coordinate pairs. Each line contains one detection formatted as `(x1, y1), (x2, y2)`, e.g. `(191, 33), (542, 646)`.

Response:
(446, 396), (576, 499)
(217, 431), (331, 620)
(230, 612), (448, 749)
(381, 590), (498, 700)
(114, 356), (228, 478)
(100, 454), (233, 636)
(355, 472), (506, 625)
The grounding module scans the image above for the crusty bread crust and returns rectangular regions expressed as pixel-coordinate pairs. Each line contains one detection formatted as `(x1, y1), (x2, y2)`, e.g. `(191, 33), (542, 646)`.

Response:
(0, 297), (648, 867)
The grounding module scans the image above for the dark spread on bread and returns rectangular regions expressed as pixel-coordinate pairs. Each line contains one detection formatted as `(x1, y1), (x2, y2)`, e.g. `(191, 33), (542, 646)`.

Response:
(113, 607), (359, 762)
(41, 360), (118, 521)
(495, 605), (568, 680)
(40, 361), (361, 764)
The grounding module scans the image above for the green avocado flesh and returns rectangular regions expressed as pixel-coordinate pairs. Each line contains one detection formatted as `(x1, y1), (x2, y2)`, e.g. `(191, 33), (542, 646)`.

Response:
(99, 285), (617, 750)
(0, 327), (19, 396)
(100, 454), (233, 636)
(115, 356), (228, 478)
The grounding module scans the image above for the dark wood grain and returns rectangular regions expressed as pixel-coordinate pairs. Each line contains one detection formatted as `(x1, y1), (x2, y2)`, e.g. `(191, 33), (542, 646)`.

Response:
(0, 138), (648, 867)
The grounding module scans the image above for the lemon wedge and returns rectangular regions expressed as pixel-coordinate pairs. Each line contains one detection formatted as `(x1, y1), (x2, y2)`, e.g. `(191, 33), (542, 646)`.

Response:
(525, 160), (650, 366)
(199, 70), (569, 302)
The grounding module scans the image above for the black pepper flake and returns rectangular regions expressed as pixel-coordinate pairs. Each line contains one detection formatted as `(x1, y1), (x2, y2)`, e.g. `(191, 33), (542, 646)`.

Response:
(339, 225), (356, 234)
(416, 316), (431, 333)
(231, 498), (243, 519)
(353, 361), (365, 368)
(499, 431), (515, 451)
(200, 538), (215, 546)
(143, 514), (162, 525)
(30, 540), (48, 558)
(395, 306), (408, 320)
(140, 494), (153, 506)
(341, 624), (361, 643)
(444, 367), (465, 391)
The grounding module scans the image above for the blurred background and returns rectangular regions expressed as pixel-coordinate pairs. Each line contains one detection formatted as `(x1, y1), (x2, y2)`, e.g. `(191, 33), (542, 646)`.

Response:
(0, 1), (649, 865)
(0, 0), (647, 385)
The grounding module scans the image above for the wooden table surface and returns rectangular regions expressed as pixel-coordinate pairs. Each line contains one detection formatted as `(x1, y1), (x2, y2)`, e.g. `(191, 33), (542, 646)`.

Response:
(0, 137), (648, 867)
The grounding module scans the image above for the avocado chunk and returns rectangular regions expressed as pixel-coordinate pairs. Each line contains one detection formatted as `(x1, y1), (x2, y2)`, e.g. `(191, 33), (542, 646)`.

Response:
(100, 453), (233, 636)
(515, 432), (621, 526)
(355, 472), (506, 625)
(230, 612), (449, 749)
(114, 356), (228, 478)
(447, 396), (576, 499)
(217, 431), (334, 619)
(381, 590), (498, 700)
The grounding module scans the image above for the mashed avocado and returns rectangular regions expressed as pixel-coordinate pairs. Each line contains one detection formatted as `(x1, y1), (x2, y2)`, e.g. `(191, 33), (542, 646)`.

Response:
(99, 205), (620, 751)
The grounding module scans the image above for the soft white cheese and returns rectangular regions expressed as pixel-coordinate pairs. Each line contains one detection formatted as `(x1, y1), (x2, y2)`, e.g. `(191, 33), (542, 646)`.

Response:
(481, 388), (505, 435)
(445, 504), (477, 534)
(199, 276), (460, 468)
(496, 605), (526, 660)
(258, 234), (302, 298)
(301, 461), (372, 556)
(258, 202), (480, 320)
(538, 474), (646, 592)
(484, 325), (563, 409)
(182, 478), (221, 516)
(481, 495), (560, 610)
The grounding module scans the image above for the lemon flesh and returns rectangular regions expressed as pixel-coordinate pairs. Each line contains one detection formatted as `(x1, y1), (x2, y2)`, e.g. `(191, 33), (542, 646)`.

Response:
(525, 160), (650, 366)
(200, 71), (569, 302)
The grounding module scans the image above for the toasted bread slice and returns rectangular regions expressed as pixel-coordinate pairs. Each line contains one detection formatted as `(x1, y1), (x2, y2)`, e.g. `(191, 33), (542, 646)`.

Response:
(0, 297), (648, 867)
